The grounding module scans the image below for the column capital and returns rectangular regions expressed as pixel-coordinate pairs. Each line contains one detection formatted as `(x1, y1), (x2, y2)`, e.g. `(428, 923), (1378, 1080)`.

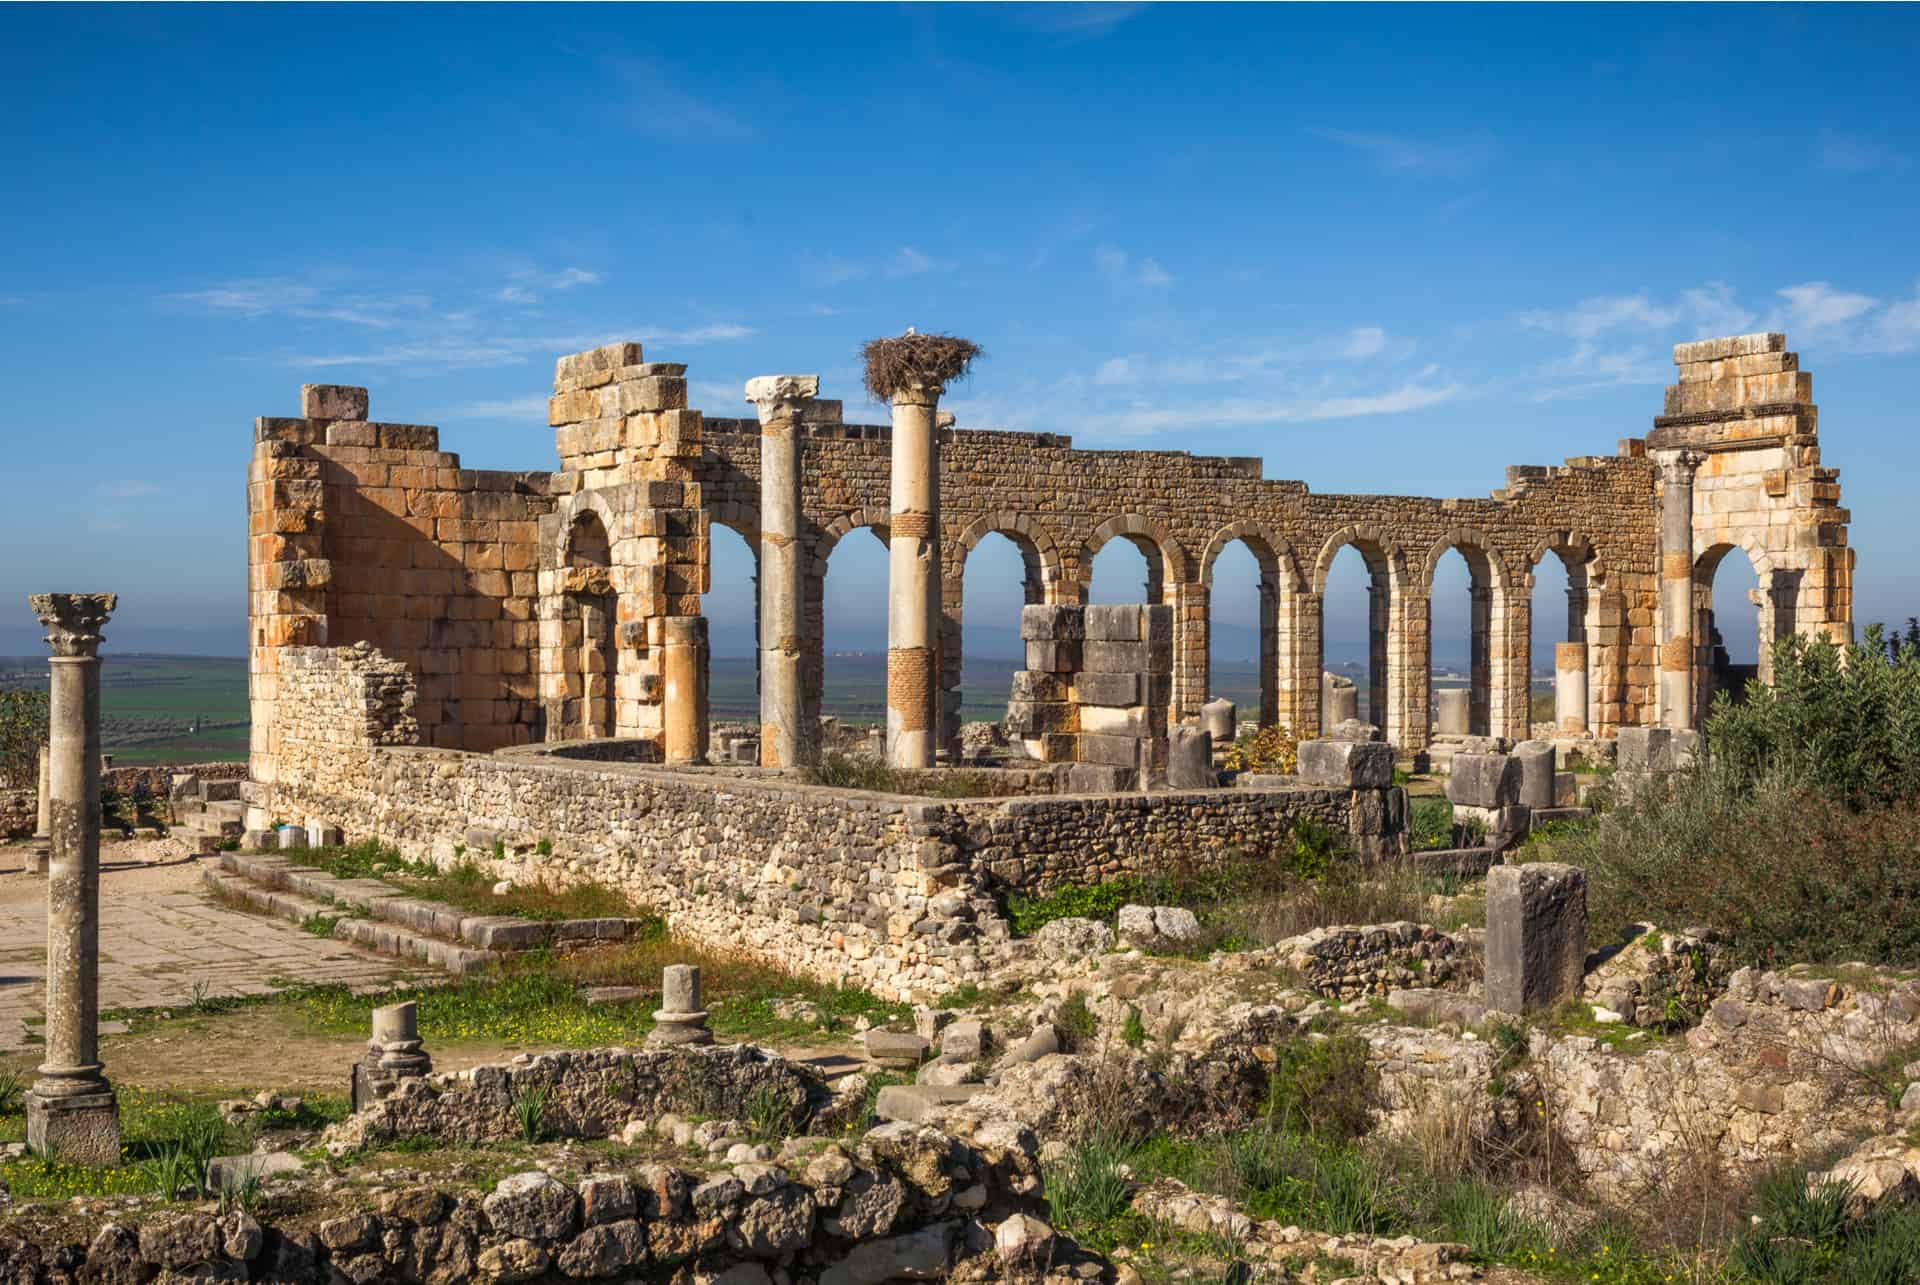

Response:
(1662, 449), (1706, 483)
(743, 375), (820, 424)
(888, 380), (944, 408)
(29, 593), (115, 659)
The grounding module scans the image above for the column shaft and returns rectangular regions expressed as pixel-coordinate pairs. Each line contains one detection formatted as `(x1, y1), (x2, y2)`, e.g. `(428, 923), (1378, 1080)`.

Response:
(759, 411), (805, 767)
(1555, 641), (1590, 734)
(887, 391), (940, 767)
(42, 654), (102, 1092)
(660, 616), (709, 765)
(1660, 454), (1701, 729)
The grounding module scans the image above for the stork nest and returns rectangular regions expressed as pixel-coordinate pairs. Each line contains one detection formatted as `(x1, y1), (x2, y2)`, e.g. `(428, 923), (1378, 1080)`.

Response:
(861, 332), (981, 402)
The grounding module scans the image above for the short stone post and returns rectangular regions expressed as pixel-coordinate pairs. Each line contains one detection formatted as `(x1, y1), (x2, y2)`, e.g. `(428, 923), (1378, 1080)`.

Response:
(26, 744), (51, 875)
(647, 964), (713, 1047)
(1554, 642), (1588, 734)
(351, 1000), (433, 1111)
(659, 616), (710, 765)
(1660, 451), (1702, 730)
(745, 375), (820, 769)
(25, 592), (119, 1164)
(1485, 863), (1588, 1013)
(1434, 688), (1470, 736)
(1200, 698), (1236, 746)
(1513, 740), (1556, 810)
(1322, 672), (1359, 725)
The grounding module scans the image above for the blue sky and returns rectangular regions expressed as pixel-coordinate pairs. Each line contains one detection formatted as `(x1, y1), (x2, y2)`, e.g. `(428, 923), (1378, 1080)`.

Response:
(2, 3), (1916, 671)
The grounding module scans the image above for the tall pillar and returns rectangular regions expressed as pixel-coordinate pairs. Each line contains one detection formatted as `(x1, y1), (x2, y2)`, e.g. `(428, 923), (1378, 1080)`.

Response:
(1660, 451), (1703, 729)
(659, 616), (708, 765)
(886, 381), (942, 768)
(745, 375), (820, 769)
(25, 592), (119, 1165)
(1468, 584), (1492, 736)
(1555, 642), (1589, 734)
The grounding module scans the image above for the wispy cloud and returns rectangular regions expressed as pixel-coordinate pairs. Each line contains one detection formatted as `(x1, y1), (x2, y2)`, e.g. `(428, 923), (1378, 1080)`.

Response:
(1818, 129), (1909, 175)
(495, 266), (605, 305)
(1874, 283), (1920, 353)
(605, 57), (752, 142)
(97, 479), (161, 499)
(1310, 128), (1495, 178)
(1341, 326), (1388, 359)
(292, 322), (752, 371)
(888, 246), (941, 277)
(169, 278), (428, 329)
(1004, 2), (1146, 37)
(1777, 281), (1878, 334)
(1094, 244), (1173, 288)
(1090, 380), (1463, 438)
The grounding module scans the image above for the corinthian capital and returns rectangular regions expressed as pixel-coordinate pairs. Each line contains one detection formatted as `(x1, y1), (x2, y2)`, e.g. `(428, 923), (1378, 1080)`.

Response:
(744, 375), (821, 426)
(29, 593), (116, 658)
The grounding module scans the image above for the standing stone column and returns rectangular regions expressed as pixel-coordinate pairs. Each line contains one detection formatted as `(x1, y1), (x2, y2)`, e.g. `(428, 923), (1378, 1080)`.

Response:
(862, 332), (979, 770)
(745, 375), (820, 769)
(27, 745), (51, 875)
(1555, 642), (1589, 734)
(1660, 451), (1704, 730)
(25, 592), (119, 1164)
(659, 616), (709, 765)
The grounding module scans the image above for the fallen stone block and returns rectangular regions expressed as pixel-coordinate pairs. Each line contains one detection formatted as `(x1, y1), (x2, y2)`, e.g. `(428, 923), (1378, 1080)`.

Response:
(1296, 739), (1393, 789)
(864, 1029), (930, 1070)
(1446, 753), (1520, 809)
(1513, 741), (1556, 809)
(873, 1083), (984, 1124)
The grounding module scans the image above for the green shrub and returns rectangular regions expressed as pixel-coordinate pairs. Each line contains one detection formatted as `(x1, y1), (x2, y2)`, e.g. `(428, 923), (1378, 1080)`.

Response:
(1056, 991), (1097, 1050)
(1407, 796), (1455, 851)
(0, 688), (48, 790)
(1264, 1035), (1376, 1142)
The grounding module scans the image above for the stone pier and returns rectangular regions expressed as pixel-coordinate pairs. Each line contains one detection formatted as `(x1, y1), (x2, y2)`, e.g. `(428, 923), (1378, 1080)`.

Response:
(746, 375), (820, 769)
(1660, 451), (1702, 730)
(27, 744), (50, 875)
(886, 379), (942, 768)
(24, 592), (119, 1165)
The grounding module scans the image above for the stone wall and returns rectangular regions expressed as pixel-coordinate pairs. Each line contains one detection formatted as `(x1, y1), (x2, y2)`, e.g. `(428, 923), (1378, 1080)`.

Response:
(250, 332), (1851, 776)
(0, 788), (31, 838)
(1007, 603), (1173, 789)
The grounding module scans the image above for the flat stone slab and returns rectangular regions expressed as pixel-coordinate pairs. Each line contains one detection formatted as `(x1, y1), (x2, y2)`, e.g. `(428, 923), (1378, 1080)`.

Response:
(874, 1083), (985, 1124)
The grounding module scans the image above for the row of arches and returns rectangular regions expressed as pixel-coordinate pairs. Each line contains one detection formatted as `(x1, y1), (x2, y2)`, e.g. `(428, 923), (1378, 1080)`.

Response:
(566, 505), (1771, 750)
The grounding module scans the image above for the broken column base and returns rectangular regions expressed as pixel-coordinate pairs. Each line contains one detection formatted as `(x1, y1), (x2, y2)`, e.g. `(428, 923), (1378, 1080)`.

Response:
(26, 1089), (120, 1165)
(646, 1011), (714, 1048)
(350, 1053), (432, 1113)
(23, 841), (49, 875)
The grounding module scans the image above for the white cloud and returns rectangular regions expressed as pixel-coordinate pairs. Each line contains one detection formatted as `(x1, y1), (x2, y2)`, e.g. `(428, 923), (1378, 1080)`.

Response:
(1341, 326), (1388, 358)
(292, 322), (753, 371)
(1089, 380), (1463, 439)
(1678, 282), (1755, 336)
(1094, 245), (1172, 288)
(1310, 128), (1495, 178)
(172, 279), (319, 318)
(97, 480), (160, 498)
(496, 286), (536, 304)
(1873, 285), (1920, 353)
(889, 247), (935, 277)
(1777, 281), (1879, 333)
(1004, 2), (1145, 37)
(550, 267), (602, 290)
(1093, 356), (1139, 386)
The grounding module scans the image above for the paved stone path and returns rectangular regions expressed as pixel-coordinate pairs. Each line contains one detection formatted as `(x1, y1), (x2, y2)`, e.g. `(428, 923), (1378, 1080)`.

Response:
(0, 843), (418, 1052)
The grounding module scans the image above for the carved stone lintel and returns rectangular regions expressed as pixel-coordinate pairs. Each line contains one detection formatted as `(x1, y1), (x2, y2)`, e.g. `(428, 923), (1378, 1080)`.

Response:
(29, 593), (116, 659)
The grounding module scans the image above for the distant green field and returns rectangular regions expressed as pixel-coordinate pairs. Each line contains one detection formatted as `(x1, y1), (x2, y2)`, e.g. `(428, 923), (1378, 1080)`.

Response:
(0, 654), (250, 765)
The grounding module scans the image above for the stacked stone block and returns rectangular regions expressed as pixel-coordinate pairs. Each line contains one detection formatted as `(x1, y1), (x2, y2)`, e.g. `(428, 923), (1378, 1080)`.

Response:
(1007, 603), (1172, 790)
(540, 343), (711, 761)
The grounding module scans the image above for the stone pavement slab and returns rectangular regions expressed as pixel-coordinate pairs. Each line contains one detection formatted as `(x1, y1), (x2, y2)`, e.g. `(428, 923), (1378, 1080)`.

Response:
(0, 843), (421, 1053)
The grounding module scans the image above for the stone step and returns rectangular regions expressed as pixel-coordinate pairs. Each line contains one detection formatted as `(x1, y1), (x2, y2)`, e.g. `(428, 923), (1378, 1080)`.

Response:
(213, 851), (653, 958)
(200, 868), (491, 975)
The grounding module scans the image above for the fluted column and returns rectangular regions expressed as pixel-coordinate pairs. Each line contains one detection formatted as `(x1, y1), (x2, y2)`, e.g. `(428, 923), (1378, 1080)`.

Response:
(744, 375), (819, 769)
(25, 592), (119, 1165)
(1660, 451), (1703, 729)
(887, 381), (942, 768)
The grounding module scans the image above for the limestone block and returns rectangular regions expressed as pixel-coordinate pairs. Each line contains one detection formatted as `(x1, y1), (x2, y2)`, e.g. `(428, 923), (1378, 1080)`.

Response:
(1074, 672), (1140, 707)
(1023, 642), (1080, 674)
(1166, 726), (1214, 790)
(1079, 705), (1147, 737)
(1020, 605), (1084, 641)
(1513, 741), (1556, 809)
(1141, 605), (1174, 646)
(1446, 753), (1520, 809)
(1082, 641), (1147, 674)
(1077, 732), (1144, 768)
(1330, 718), (1381, 742)
(1065, 763), (1134, 793)
(1615, 727), (1672, 773)
(1485, 862), (1588, 1013)
(1009, 671), (1069, 704)
(1296, 739), (1393, 789)
(301, 384), (369, 420)
(1200, 698), (1235, 744)
(1433, 688), (1470, 735)
(1082, 604), (1140, 642)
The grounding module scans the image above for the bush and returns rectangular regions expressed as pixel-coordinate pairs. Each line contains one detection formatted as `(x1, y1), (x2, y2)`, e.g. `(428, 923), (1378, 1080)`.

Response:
(1223, 724), (1297, 775)
(1709, 626), (1920, 809)
(1264, 1034), (1376, 1142)
(0, 687), (48, 789)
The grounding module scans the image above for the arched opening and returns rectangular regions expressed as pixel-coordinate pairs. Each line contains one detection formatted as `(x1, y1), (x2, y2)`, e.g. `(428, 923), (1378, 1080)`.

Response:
(1529, 544), (1595, 735)
(1696, 543), (1762, 714)
(818, 526), (891, 745)
(1207, 539), (1269, 727)
(1321, 544), (1387, 731)
(954, 531), (1038, 754)
(1088, 536), (1157, 605)
(562, 511), (614, 739)
(705, 523), (759, 723)
(1429, 547), (1484, 737)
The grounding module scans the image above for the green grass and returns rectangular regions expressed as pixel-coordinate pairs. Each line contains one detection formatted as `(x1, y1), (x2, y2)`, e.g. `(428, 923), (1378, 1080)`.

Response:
(292, 840), (664, 925)
(0, 1088), (240, 1201)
